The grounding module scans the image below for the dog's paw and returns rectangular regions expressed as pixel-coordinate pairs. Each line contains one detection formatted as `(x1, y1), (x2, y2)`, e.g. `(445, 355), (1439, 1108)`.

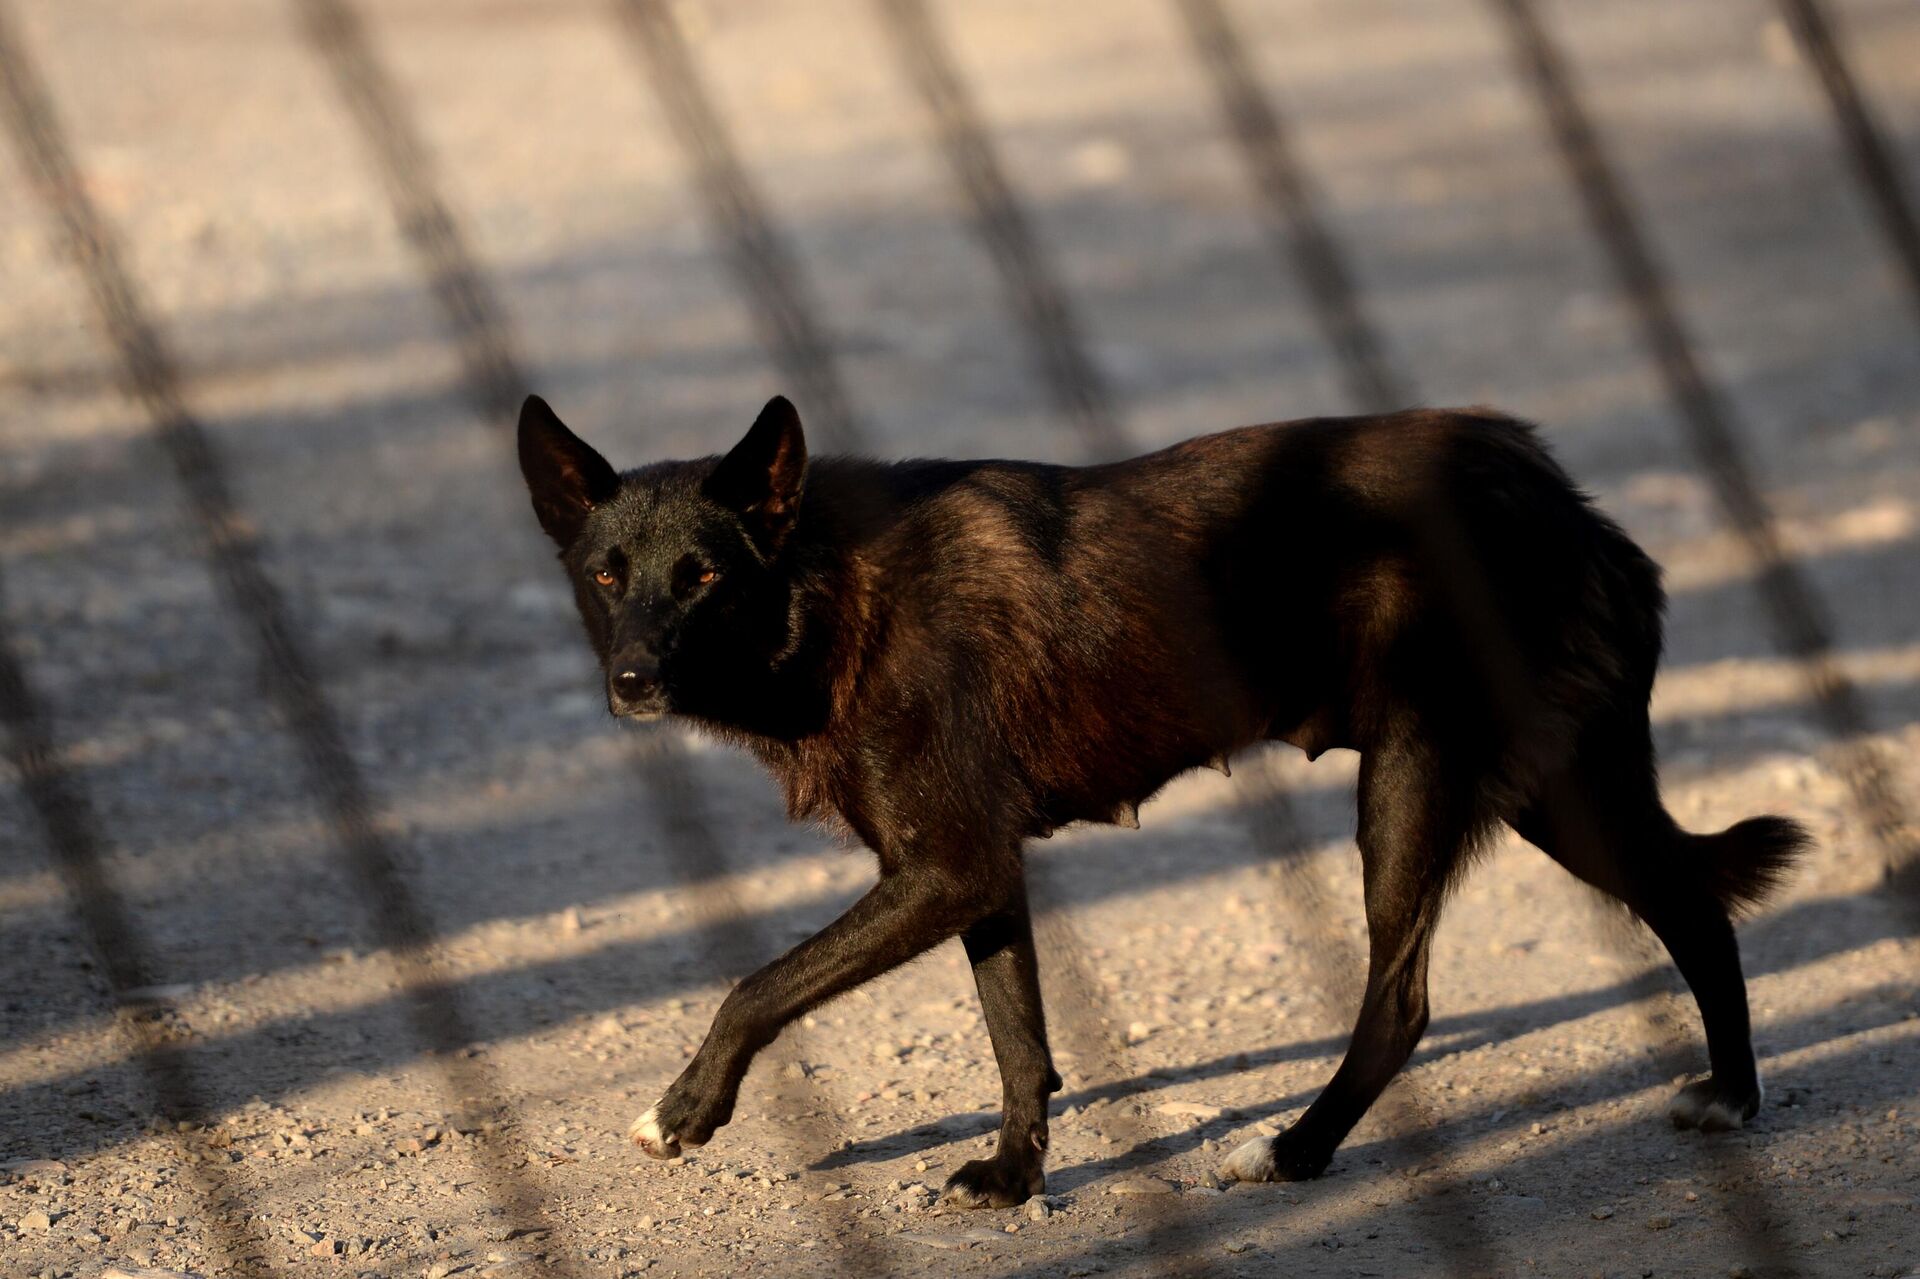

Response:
(942, 1157), (1044, 1210)
(1219, 1130), (1329, 1184)
(628, 1105), (683, 1160)
(628, 1085), (734, 1160)
(1669, 1077), (1762, 1132)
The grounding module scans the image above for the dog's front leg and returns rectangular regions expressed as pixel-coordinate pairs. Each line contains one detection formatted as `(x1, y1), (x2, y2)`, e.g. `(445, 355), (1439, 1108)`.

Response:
(631, 869), (979, 1158)
(943, 884), (1061, 1209)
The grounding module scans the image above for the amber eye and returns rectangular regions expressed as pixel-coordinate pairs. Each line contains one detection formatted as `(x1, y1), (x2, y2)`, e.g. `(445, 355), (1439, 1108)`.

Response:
(593, 569), (616, 587)
(697, 569), (719, 586)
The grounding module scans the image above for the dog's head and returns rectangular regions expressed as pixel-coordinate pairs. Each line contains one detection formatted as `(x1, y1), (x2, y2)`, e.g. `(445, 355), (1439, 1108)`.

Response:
(517, 394), (807, 722)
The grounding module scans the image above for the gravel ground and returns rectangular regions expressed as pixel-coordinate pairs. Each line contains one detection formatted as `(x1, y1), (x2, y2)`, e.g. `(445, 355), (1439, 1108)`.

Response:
(3, 1), (1919, 1277)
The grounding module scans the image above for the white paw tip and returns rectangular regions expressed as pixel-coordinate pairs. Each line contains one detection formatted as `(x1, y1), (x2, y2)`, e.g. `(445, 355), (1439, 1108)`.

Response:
(1219, 1135), (1275, 1183)
(628, 1105), (677, 1156)
(1669, 1078), (1761, 1132)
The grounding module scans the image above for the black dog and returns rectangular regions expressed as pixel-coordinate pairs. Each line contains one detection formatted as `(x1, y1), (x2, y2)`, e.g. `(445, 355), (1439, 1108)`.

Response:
(517, 393), (1806, 1207)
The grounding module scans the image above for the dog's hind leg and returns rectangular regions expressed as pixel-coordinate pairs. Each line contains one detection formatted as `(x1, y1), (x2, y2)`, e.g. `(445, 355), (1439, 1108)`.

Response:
(1223, 729), (1469, 1182)
(1511, 712), (1780, 1132)
(943, 879), (1062, 1208)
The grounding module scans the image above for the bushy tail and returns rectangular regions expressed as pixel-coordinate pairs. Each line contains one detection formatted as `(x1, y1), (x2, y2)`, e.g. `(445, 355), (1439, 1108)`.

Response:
(1688, 815), (1812, 916)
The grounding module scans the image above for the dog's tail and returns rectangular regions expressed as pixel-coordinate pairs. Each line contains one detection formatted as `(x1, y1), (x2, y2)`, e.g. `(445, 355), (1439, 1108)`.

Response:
(1684, 814), (1811, 917)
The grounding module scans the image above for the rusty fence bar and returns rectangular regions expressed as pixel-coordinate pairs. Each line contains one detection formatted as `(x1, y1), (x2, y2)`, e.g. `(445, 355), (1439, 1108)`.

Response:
(0, 1), (577, 1268)
(1777, 0), (1920, 334)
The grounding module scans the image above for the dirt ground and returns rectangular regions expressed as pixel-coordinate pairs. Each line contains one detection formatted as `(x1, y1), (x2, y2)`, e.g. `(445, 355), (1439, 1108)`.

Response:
(3, 1), (1919, 1276)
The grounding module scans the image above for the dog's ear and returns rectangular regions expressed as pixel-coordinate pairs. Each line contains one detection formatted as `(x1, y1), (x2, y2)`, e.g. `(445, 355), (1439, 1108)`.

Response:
(518, 395), (619, 547)
(706, 395), (807, 553)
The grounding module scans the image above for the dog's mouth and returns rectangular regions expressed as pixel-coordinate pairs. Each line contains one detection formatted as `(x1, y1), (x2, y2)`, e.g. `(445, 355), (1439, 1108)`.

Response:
(609, 694), (670, 721)
(607, 674), (672, 720)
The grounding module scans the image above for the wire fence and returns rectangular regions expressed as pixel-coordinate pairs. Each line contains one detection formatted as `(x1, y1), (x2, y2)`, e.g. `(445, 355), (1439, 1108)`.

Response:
(2, 0), (1917, 1276)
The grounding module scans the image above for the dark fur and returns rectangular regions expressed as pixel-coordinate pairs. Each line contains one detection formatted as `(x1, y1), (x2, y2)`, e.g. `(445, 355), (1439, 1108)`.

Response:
(517, 394), (1808, 1205)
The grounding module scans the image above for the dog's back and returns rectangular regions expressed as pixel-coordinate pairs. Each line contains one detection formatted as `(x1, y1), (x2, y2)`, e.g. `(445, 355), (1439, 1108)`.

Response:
(518, 395), (1805, 1202)
(790, 409), (1667, 844)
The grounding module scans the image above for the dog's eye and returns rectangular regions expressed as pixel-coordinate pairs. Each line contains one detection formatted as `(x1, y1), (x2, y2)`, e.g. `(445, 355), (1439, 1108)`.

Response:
(697, 569), (719, 586)
(592, 569), (616, 587)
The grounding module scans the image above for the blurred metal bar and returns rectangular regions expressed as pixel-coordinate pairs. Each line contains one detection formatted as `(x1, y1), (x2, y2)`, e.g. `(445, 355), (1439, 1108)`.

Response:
(613, 0), (866, 454)
(1491, 0), (1917, 912)
(868, 1), (1473, 1268)
(295, 0), (900, 1266)
(867, 2), (1213, 1242)
(1168, 4), (1508, 1270)
(295, 0), (523, 424)
(1491, 1), (1917, 1271)
(0, 2), (573, 1263)
(1174, 0), (1413, 413)
(1172, 4), (1821, 1274)
(874, 0), (1128, 459)
(0, 575), (273, 1277)
(1778, 0), (1920, 333)
(606, 0), (1174, 1234)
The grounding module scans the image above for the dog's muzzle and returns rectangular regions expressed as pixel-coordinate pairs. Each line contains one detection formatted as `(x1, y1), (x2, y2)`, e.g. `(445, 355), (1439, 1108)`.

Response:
(608, 661), (669, 719)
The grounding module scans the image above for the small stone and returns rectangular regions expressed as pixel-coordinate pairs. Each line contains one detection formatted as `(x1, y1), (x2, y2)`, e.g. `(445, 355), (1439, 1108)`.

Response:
(1108, 1175), (1175, 1196)
(895, 1231), (973, 1251)
(1223, 1241), (1251, 1255)
(1024, 1195), (1050, 1221)
(1155, 1101), (1224, 1121)
(1125, 1021), (1153, 1044)
(2, 1160), (68, 1181)
(1591, 1205), (1615, 1220)
(20, 1209), (52, 1232)
(1648, 1215), (1673, 1230)
(308, 1238), (339, 1258)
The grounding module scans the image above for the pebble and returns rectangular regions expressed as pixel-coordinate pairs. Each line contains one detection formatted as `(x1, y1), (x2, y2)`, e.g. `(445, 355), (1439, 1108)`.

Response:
(1156, 1101), (1224, 1122)
(101, 1270), (206, 1279)
(1024, 1195), (1050, 1221)
(1591, 1205), (1615, 1220)
(895, 1230), (976, 1251)
(2, 1160), (68, 1181)
(20, 1209), (52, 1232)
(1107, 1175), (1176, 1196)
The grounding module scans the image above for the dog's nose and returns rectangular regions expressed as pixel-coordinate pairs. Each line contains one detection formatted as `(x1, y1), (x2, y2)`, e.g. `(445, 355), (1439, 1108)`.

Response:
(611, 666), (657, 704)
